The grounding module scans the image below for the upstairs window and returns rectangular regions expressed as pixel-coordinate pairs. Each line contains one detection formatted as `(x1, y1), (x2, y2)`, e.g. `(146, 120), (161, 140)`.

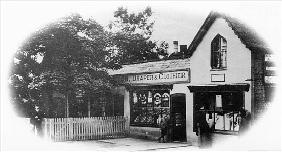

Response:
(211, 34), (227, 69)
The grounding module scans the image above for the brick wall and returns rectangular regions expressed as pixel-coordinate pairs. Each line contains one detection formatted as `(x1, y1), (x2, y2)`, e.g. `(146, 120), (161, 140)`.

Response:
(252, 51), (267, 119)
(129, 126), (161, 140)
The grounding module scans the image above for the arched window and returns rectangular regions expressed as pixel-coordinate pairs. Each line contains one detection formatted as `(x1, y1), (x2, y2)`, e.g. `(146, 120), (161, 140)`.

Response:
(211, 34), (227, 69)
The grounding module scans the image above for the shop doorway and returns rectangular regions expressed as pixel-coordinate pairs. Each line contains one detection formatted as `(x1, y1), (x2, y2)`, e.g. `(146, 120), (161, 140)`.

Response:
(170, 93), (186, 142)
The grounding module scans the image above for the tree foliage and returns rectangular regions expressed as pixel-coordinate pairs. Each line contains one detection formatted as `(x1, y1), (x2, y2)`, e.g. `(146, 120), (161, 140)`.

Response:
(9, 14), (115, 117)
(9, 7), (169, 118)
(108, 7), (169, 65)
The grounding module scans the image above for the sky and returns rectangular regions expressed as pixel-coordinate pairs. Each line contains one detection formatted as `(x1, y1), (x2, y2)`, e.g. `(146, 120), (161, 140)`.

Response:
(1, 1), (282, 151)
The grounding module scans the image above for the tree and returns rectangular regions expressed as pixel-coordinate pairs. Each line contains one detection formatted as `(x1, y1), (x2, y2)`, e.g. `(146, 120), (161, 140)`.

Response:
(9, 14), (116, 118)
(108, 7), (169, 65)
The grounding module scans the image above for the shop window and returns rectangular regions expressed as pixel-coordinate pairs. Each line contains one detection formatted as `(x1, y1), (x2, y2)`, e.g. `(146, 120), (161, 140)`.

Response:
(130, 89), (170, 127)
(211, 34), (227, 69)
(194, 92), (243, 132)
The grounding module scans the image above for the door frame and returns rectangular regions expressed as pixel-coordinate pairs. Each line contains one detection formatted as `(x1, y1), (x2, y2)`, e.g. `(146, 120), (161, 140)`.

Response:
(170, 93), (187, 141)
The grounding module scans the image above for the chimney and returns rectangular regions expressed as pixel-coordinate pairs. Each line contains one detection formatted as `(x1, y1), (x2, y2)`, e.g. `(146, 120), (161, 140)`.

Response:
(173, 41), (178, 53)
(180, 45), (188, 58)
(180, 45), (188, 53)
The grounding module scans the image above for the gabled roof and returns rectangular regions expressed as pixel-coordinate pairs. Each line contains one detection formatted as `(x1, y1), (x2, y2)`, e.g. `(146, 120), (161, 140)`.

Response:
(108, 58), (189, 75)
(187, 11), (271, 57)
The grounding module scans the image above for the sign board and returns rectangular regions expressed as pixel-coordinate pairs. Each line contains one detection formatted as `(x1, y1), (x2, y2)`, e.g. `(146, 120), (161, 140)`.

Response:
(211, 74), (225, 82)
(118, 70), (190, 84)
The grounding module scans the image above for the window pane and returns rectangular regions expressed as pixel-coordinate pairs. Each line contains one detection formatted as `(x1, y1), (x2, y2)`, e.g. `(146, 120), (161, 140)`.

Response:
(153, 92), (162, 107)
(214, 112), (224, 130)
(132, 108), (142, 124)
(234, 113), (240, 131)
(138, 91), (148, 107)
(194, 92), (244, 132)
(131, 89), (170, 127)
(221, 49), (227, 68)
(211, 35), (227, 69)
(162, 92), (170, 107)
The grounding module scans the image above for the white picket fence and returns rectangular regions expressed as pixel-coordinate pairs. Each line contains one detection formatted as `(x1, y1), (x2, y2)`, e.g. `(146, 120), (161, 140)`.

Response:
(43, 116), (129, 142)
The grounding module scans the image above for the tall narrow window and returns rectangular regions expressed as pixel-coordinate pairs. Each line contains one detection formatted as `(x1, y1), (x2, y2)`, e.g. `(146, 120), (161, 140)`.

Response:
(211, 34), (227, 69)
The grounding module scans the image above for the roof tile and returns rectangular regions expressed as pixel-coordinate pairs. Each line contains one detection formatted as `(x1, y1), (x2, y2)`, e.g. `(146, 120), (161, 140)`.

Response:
(109, 59), (190, 75)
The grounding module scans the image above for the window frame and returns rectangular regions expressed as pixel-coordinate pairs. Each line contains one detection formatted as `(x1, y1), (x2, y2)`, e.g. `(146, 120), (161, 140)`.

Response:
(130, 89), (171, 127)
(211, 34), (227, 70)
(194, 92), (244, 133)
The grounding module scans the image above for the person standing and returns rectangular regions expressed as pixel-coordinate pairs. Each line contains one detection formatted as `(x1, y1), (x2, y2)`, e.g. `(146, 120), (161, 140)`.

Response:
(158, 115), (169, 143)
(30, 106), (44, 137)
(238, 109), (251, 135)
(195, 107), (213, 148)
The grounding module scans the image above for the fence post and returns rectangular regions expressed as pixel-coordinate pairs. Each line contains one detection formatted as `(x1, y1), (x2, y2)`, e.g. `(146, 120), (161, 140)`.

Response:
(125, 116), (129, 136)
(50, 119), (54, 141)
(43, 118), (46, 140)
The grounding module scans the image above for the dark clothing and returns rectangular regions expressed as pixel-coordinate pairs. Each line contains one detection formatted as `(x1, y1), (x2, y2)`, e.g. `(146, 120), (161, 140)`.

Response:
(195, 111), (211, 134)
(159, 117), (169, 143)
(239, 112), (251, 135)
(199, 132), (212, 148)
(195, 111), (212, 148)
(160, 127), (168, 141)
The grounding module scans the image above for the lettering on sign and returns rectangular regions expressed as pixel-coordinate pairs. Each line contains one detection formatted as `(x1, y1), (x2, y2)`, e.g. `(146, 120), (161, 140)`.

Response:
(118, 70), (190, 84)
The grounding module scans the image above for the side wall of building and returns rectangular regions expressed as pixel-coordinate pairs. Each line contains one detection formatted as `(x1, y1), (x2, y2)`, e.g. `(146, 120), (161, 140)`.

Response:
(252, 51), (266, 120)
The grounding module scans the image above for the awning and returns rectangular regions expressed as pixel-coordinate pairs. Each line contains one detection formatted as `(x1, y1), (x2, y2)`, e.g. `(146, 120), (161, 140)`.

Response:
(187, 83), (250, 92)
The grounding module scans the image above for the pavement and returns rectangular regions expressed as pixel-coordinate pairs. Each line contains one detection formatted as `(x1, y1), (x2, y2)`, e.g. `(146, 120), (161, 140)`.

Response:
(1, 118), (200, 152)
(49, 138), (200, 152)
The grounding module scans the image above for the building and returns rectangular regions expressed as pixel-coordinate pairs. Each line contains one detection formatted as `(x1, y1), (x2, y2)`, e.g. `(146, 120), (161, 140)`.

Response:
(109, 11), (275, 145)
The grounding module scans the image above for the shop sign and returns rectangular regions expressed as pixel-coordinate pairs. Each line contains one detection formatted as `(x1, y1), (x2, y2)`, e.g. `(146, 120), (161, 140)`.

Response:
(119, 70), (190, 84)
(211, 74), (225, 82)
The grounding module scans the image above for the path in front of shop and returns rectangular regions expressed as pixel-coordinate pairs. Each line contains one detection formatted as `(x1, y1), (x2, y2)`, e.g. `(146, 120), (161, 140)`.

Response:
(97, 138), (197, 151)
(51, 138), (199, 152)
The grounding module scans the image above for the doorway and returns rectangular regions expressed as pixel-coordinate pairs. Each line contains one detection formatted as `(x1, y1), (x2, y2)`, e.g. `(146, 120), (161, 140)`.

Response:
(170, 93), (186, 142)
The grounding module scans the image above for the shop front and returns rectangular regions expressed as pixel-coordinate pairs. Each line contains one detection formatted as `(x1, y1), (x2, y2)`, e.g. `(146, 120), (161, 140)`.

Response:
(126, 72), (190, 141)
(108, 11), (274, 147)
(110, 59), (191, 141)
(188, 84), (250, 135)
(127, 85), (187, 141)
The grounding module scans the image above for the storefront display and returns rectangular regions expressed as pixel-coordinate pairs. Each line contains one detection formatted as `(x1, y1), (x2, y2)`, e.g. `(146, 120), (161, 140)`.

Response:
(193, 92), (244, 132)
(130, 89), (170, 127)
